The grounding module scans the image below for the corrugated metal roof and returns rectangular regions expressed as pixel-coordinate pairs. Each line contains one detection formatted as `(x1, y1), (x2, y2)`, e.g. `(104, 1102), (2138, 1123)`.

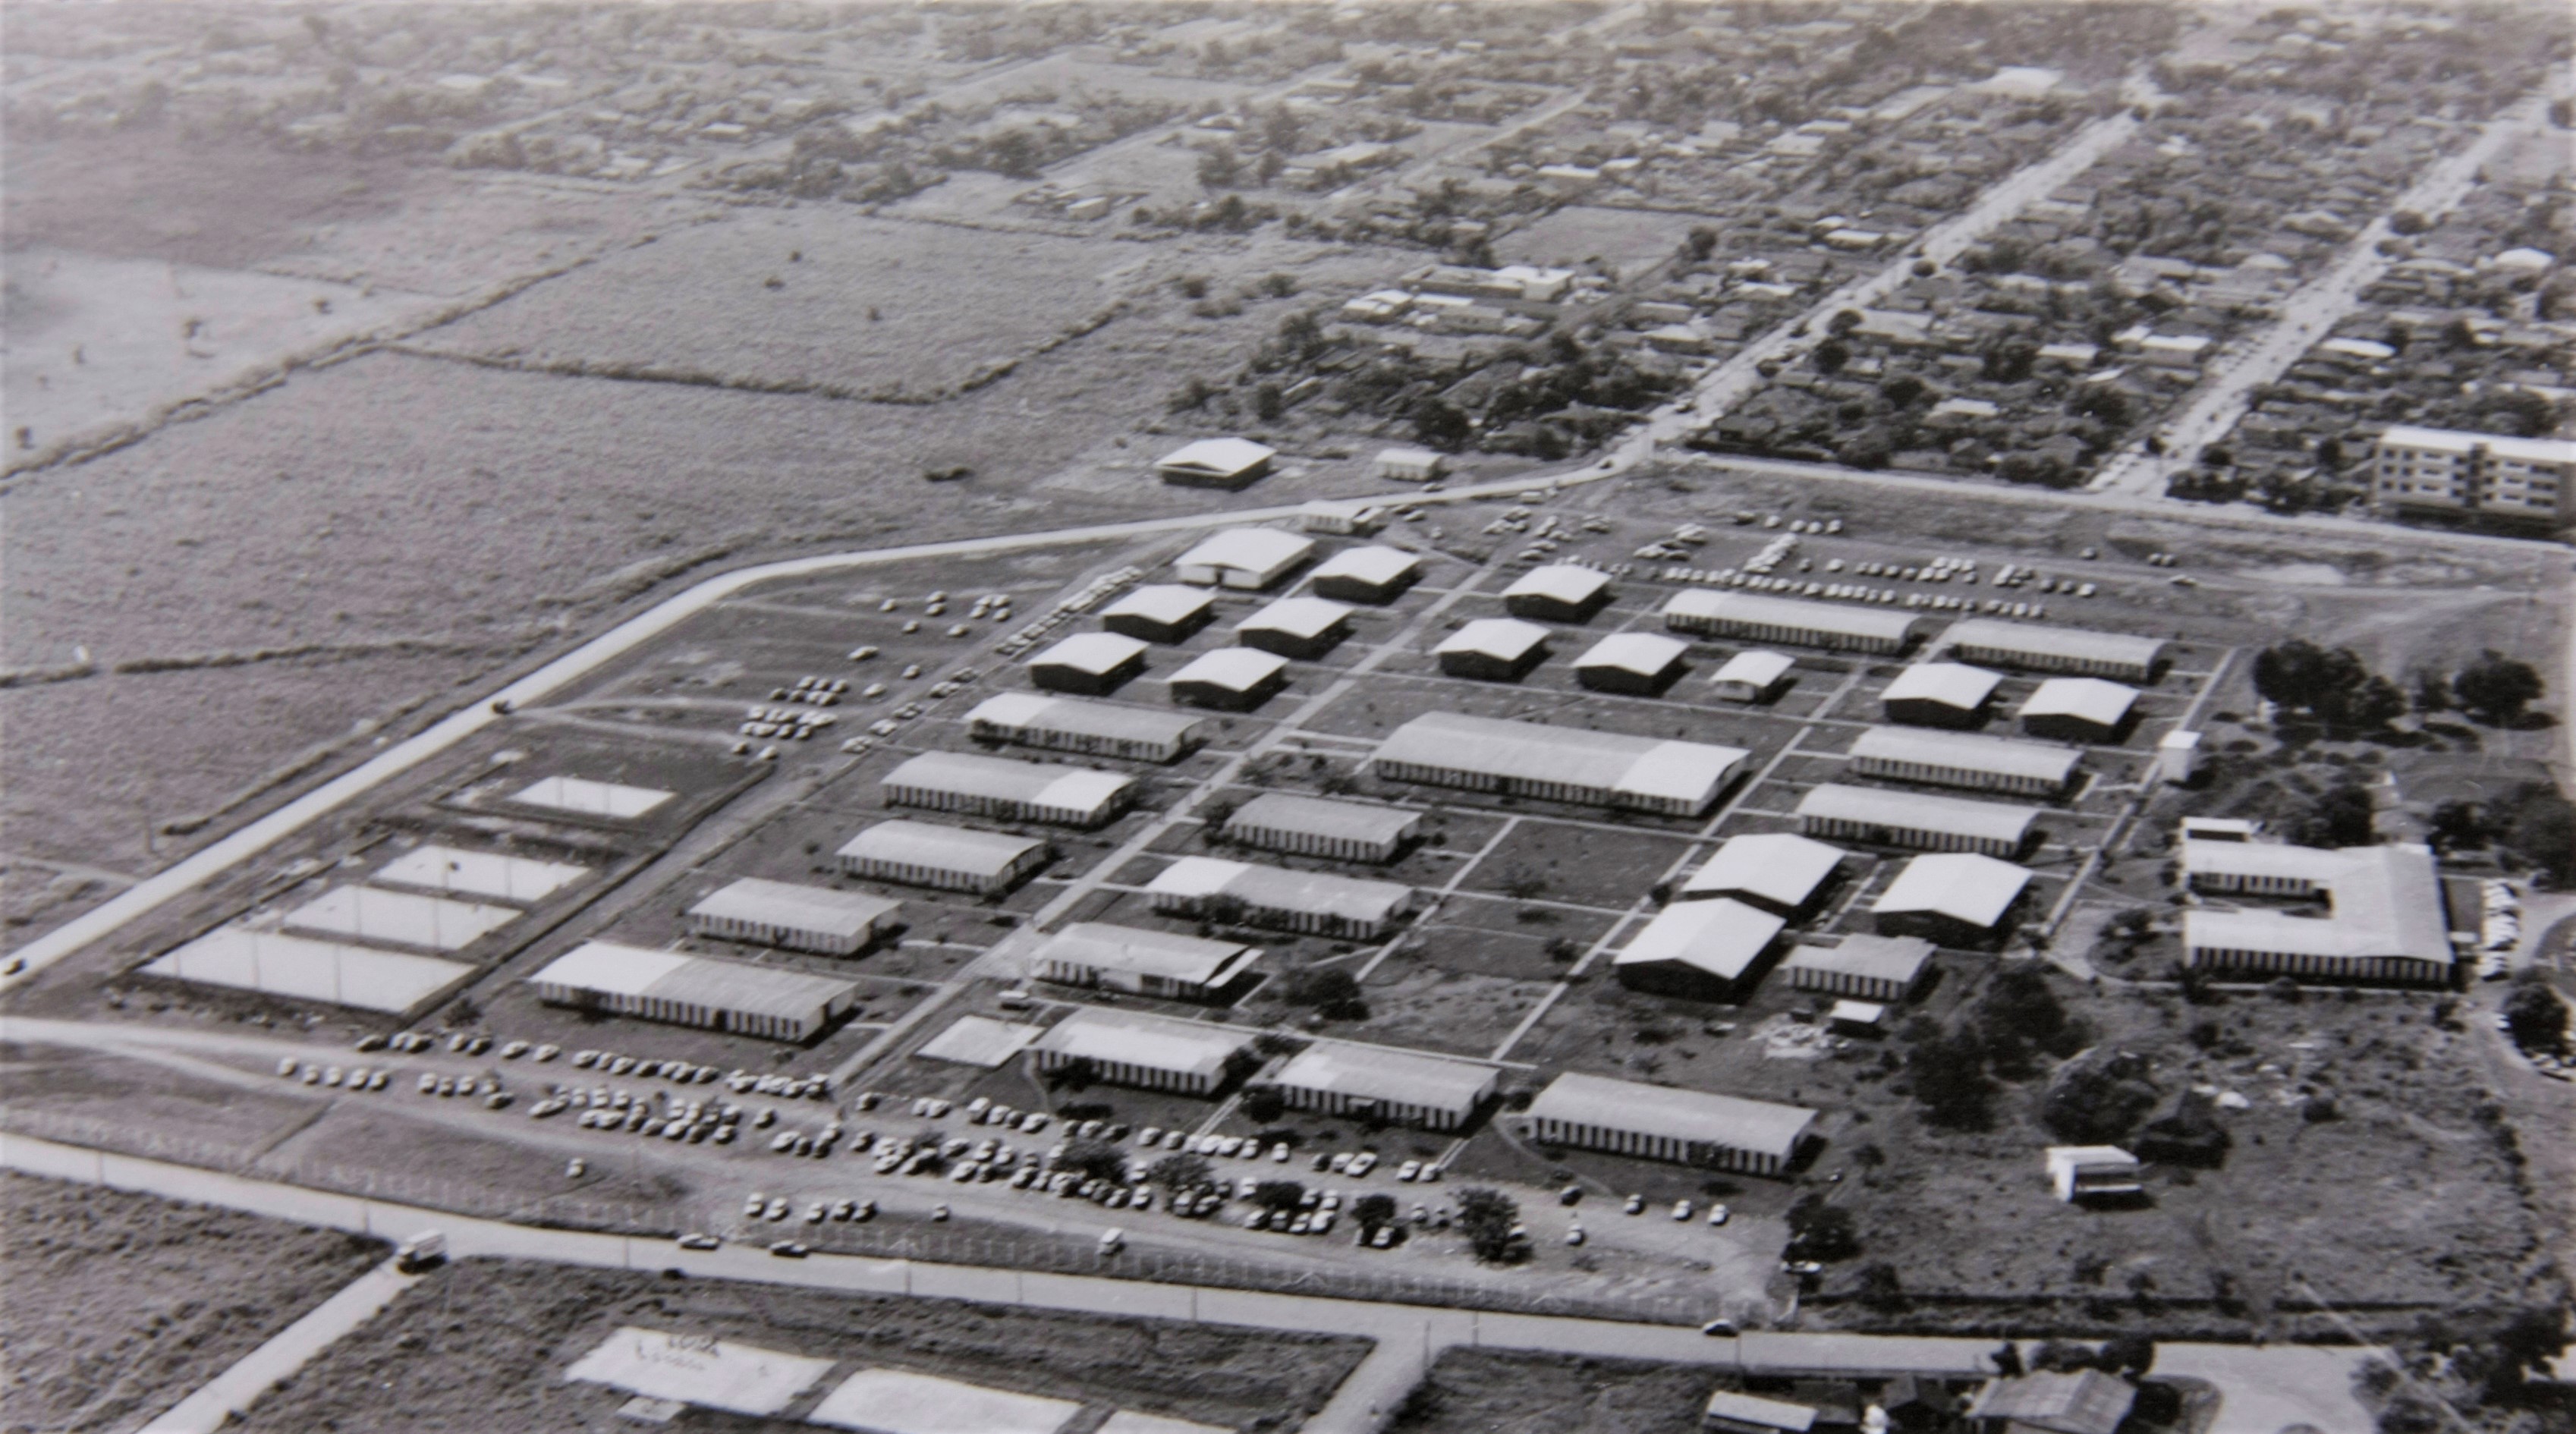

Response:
(1310, 545), (1420, 586)
(1032, 1006), (1247, 1077)
(1271, 1042), (1498, 1114)
(1030, 631), (1150, 676)
(1227, 794), (1420, 844)
(1663, 590), (1923, 643)
(1942, 618), (2167, 669)
(1100, 584), (1214, 626)
(528, 941), (858, 1020)
(1682, 832), (1847, 907)
(882, 751), (1135, 813)
(966, 693), (1203, 748)
(1882, 662), (2002, 711)
(1797, 784), (2039, 844)
(1967, 1372), (2137, 1434)
(1175, 527), (1314, 577)
(1435, 618), (1550, 662)
(838, 820), (1046, 878)
(1850, 726), (2081, 785)
(687, 879), (898, 939)
(1240, 596), (1354, 641)
(1168, 646), (1289, 691)
(1374, 712), (1748, 809)
(1505, 564), (1612, 606)
(1524, 1072), (1816, 1159)
(1574, 632), (1688, 676)
(1612, 898), (1785, 981)
(1871, 853), (2032, 926)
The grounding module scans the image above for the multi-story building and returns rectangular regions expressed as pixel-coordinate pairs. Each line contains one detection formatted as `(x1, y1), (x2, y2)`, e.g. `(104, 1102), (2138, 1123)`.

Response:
(2372, 425), (2576, 527)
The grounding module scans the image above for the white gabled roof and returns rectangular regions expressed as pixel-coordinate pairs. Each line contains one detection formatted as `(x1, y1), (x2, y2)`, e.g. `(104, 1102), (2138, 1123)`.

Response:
(1226, 793), (1420, 845)
(1872, 853), (2032, 928)
(1029, 631), (1150, 676)
(1436, 617), (1552, 662)
(1168, 646), (1290, 692)
(1505, 564), (1612, 607)
(1782, 934), (1936, 986)
(838, 820), (1047, 879)
(1713, 649), (1797, 688)
(1271, 1042), (1497, 1115)
(1574, 632), (1688, 677)
(881, 750), (1135, 814)
(1612, 898), (1786, 982)
(1942, 618), (2167, 671)
(1040, 922), (1257, 984)
(1663, 590), (1923, 644)
(1157, 436), (1277, 476)
(965, 693), (1203, 749)
(1240, 596), (1354, 641)
(1309, 545), (1421, 588)
(1099, 583), (1215, 627)
(1798, 784), (2040, 844)
(1174, 527), (1315, 577)
(1374, 712), (1749, 809)
(1851, 727), (2081, 786)
(686, 878), (898, 939)
(1145, 857), (1414, 925)
(2020, 677), (2140, 728)
(1524, 1072), (1816, 1161)
(1682, 832), (1846, 907)
(1031, 1006), (1248, 1077)
(1882, 662), (2002, 711)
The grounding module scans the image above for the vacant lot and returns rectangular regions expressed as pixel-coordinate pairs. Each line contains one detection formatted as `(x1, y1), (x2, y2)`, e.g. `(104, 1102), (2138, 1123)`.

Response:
(0, 1171), (387, 1434)
(1389, 1348), (1717, 1434)
(233, 1257), (1372, 1432)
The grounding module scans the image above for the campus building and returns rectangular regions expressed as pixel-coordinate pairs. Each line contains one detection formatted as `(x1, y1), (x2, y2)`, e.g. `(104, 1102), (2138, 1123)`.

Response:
(1307, 545), (1423, 604)
(2181, 838), (2455, 984)
(1030, 921), (1261, 1001)
(684, 878), (899, 956)
(1574, 633), (1689, 693)
(1156, 437), (1277, 490)
(1264, 1042), (1499, 1131)
(527, 942), (861, 1041)
(1518, 1073), (1817, 1175)
(836, 820), (1052, 896)
(1167, 646), (1291, 709)
(880, 751), (1136, 828)
(1870, 853), (2033, 945)
(1172, 528), (1315, 589)
(1236, 596), (1354, 659)
(1880, 662), (2003, 728)
(1611, 897), (1788, 1001)
(1504, 564), (1614, 623)
(2018, 678), (2140, 744)
(1027, 632), (1150, 696)
(2371, 425), (2576, 526)
(1144, 857), (1417, 939)
(1940, 619), (2168, 681)
(1679, 832), (1848, 918)
(1662, 590), (1926, 653)
(1847, 727), (2082, 797)
(1372, 712), (1749, 816)
(1796, 784), (2040, 857)
(1030, 1008), (1249, 1095)
(1098, 584), (1216, 643)
(1222, 793), (1421, 863)
(1781, 934), (1938, 1002)
(1435, 618), (1551, 681)
(965, 693), (1206, 764)
(1710, 649), (1796, 703)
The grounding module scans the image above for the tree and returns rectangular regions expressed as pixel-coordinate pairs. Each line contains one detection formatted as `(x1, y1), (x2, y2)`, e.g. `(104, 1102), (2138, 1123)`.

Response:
(2389, 209), (2432, 236)
(1455, 1187), (1523, 1263)
(2041, 1051), (2160, 1143)
(2494, 783), (2576, 882)
(1412, 400), (1472, 452)
(1785, 1194), (1860, 1262)
(2427, 800), (2490, 854)
(2032, 1338), (2099, 1373)
(1856, 1261), (1905, 1311)
(2290, 781), (2376, 849)
(1250, 1178), (1307, 1212)
(2413, 668), (2454, 715)
(2100, 1332), (2156, 1379)
(1353, 1192), (1398, 1228)
(1253, 383), (1285, 422)
(2252, 640), (2370, 719)
(1908, 1026), (1994, 1128)
(1284, 967), (1361, 1010)
(2502, 973), (2568, 1051)
(1197, 144), (1241, 189)
(1059, 1137), (1129, 1185)
(1813, 338), (1851, 375)
(1241, 1087), (1286, 1123)
(1880, 374), (1927, 408)
(1976, 966), (2084, 1064)
(2452, 650), (2545, 725)
(1049, 1056), (1099, 1092)
(1828, 309), (1864, 337)
(1145, 1152), (1213, 1194)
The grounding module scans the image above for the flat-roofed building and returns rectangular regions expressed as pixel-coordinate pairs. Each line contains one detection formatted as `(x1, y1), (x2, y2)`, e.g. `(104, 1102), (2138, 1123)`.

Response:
(965, 693), (1206, 764)
(881, 751), (1135, 828)
(1027, 632), (1150, 695)
(2371, 424), (2576, 526)
(1156, 436), (1277, 490)
(1099, 584), (1216, 643)
(1781, 934), (1937, 1002)
(1373, 712), (1749, 816)
(1712, 649), (1796, 703)
(1968, 1370), (2137, 1434)
(527, 942), (860, 1040)
(2018, 677), (2141, 743)
(140, 929), (476, 1016)
(836, 820), (1051, 895)
(1374, 446), (1446, 482)
(1518, 1072), (1816, 1175)
(1237, 596), (1355, 659)
(1309, 546), (1423, 604)
(1298, 498), (1386, 536)
(1435, 618), (1551, 680)
(1574, 633), (1689, 693)
(1504, 564), (1614, 623)
(1266, 1042), (1499, 1130)
(1224, 793), (1420, 863)
(2182, 840), (2453, 984)
(1612, 897), (1788, 1000)
(685, 878), (899, 956)
(511, 775), (675, 822)
(1030, 1006), (1250, 1094)
(1168, 646), (1290, 709)
(370, 845), (590, 905)
(1706, 1391), (1822, 1434)
(1173, 528), (1316, 590)
(2046, 1146), (2144, 1203)
(1848, 728), (2081, 797)
(282, 885), (519, 952)
(1942, 618), (2168, 681)
(1664, 590), (1926, 653)
(1871, 853), (2032, 944)
(1146, 857), (1416, 939)
(1031, 921), (1260, 1001)
(1881, 662), (2003, 728)
(1797, 784), (2038, 857)
(1680, 832), (1848, 917)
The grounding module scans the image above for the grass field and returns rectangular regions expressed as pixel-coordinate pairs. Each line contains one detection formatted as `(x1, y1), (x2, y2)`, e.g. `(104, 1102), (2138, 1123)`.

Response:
(0, 1171), (388, 1434)
(1387, 1348), (1716, 1434)
(230, 1256), (1372, 1432)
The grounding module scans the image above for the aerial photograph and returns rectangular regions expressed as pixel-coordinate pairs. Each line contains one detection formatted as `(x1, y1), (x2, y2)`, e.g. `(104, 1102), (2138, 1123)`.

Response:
(2, 0), (2573, 1429)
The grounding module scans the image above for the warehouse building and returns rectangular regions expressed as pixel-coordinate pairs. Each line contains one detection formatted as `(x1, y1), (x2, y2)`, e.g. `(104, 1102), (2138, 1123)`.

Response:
(1797, 784), (2039, 857)
(1612, 897), (1788, 1001)
(685, 878), (900, 956)
(1711, 649), (1796, 703)
(836, 820), (1051, 895)
(2181, 840), (2453, 985)
(1663, 590), (1926, 653)
(527, 942), (861, 1041)
(1027, 632), (1150, 696)
(1679, 832), (1848, 917)
(1880, 662), (2004, 728)
(140, 928), (475, 1016)
(965, 693), (1206, 764)
(511, 774), (675, 822)
(370, 844), (590, 905)
(282, 885), (519, 952)
(1518, 1073), (1816, 1175)
(881, 751), (1136, 828)
(1308, 545), (1422, 604)
(1145, 857), (1417, 939)
(1237, 596), (1355, 659)
(1266, 1042), (1499, 1131)
(1781, 934), (1938, 1002)
(1298, 498), (1386, 536)
(1941, 618), (2169, 681)
(1574, 633), (1690, 694)
(1848, 728), (2082, 797)
(1173, 528), (1315, 590)
(1504, 564), (1613, 623)
(1031, 921), (1261, 1001)
(1435, 618), (1551, 681)
(1099, 584), (1215, 643)
(1167, 646), (1290, 709)
(1871, 853), (2033, 945)
(1030, 1008), (1249, 1095)
(1156, 437), (1276, 490)
(1373, 712), (1750, 816)
(2018, 678), (2141, 744)
(1223, 793), (1420, 863)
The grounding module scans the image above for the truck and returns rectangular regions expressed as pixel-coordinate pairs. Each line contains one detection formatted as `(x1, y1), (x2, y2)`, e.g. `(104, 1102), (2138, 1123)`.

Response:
(395, 1231), (448, 1273)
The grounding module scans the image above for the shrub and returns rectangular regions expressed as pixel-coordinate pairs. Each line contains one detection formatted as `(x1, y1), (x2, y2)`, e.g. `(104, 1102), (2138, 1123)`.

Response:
(1456, 1187), (1523, 1263)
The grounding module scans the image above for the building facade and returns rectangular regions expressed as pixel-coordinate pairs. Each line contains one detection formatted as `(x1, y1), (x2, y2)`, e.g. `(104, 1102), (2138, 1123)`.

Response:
(2373, 425), (2576, 526)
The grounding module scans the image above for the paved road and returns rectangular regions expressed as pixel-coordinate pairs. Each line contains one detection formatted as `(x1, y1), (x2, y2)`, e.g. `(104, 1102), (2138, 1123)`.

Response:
(2090, 94), (2549, 496)
(4, 1131), (2383, 1434)
(138, 1258), (420, 1434)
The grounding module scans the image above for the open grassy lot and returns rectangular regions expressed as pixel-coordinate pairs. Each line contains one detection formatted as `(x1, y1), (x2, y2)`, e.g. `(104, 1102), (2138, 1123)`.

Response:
(231, 1256), (1372, 1433)
(1387, 1348), (1718, 1434)
(0, 1171), (388, 1434)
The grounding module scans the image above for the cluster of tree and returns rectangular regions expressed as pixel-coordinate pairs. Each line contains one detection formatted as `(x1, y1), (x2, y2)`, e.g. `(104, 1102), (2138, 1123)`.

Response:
(1902, 966), (2092, 1129)
(2419, 650), (2548, 727)
(2427, 782), (2576, 881)
(2359, 1306), (2571, 1434)
(1455, 1187), (1526, 1263)
(1057, 1137), (1131, 1186)
(1785, 1193), (1860, 1263)
(2039, 1049), (2161, 1144)
(2251, 640), (2410, 733)
(1280, 966), (1367, 1021)
(2502, 970), (2568, 1052)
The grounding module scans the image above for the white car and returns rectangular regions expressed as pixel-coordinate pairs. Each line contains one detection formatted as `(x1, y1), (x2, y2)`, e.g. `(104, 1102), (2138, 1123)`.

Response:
(1672, 1200), (1694, 1222)
(1347, 1152), (1378, 1177)
(1396, 1160), (1421, 1182)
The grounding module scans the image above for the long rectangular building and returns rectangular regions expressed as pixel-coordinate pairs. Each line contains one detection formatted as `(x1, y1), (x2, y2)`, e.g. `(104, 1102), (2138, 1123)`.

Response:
(2182, 841), (2453, 985)
(1848, 727), (2082, 797)
(835, 820), (1050, 895)
(1940, 618), (2168, 681)
(527, 942), (860, 1040)
(880, 751), (1135, 828)
(964, 693), (1207, 764)
(1030, 922), (1260, 1001)
(1518, 1073), (1816, 1175)
(1144, 857), (1416, 939)
(1265, 1043), (1499, 1131)
(1030, 1008), (1249, 1094)
(1662, 590), (1926, 653)
(684, 878), (899, 956)
(1370, 712), (1749, 816)
(1781, 935), (1937, 1002)
(1796, 783), (2039, 857)
(1222, 793), (1421, 863)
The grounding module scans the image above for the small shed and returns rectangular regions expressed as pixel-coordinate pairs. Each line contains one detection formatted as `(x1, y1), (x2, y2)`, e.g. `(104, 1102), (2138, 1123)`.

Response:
(2043, 1146), (2144, 1203)
(1375, 447), (1446, 482)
